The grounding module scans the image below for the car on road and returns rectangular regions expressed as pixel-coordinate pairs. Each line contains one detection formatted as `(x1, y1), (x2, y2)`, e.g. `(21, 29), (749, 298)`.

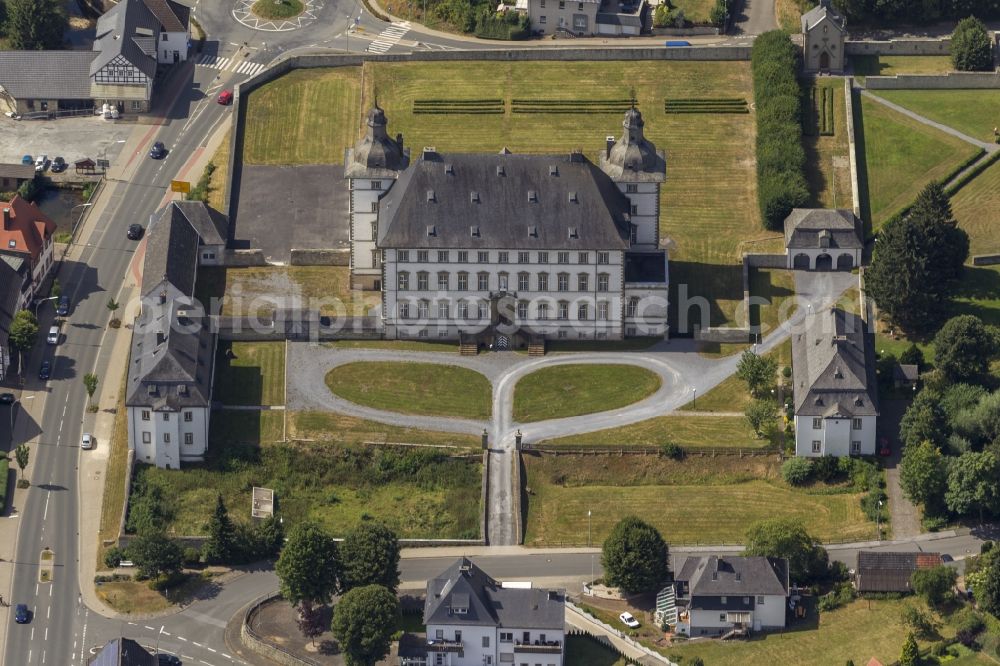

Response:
(81, 433), (94, 450)
(47, 324), (60, 344)
(217, 90), (233, 105)
(51, 156), (67, 173)
(619, 611), (640, 629)
(34, 155), (49, 172)
(0, 392), (14, 404)
(38, 361), (51, 380)
(157, 654), (182, 666)
(149, 141), (167, 159)
(941, 553), (954, 563)
(127, 224), (144, 240)
(14, 604), (30, 624)
(56, 295), (70, 316)
(879, 437), (891, 457)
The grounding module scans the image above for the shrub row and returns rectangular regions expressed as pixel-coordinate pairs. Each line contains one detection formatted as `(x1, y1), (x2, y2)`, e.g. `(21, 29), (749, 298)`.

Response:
(752, 31), (809, 231)
(473, 9), (531, 40)
(414, 99), (503, 105)
(820, 86), (834, 136)
(511, 98), (633, 104)
(512, 108), (631, 114)
(413, 109), (505, 114)
(665, 108), (750, 114)
(668, 97), (746, 104)
(946, 150), (1000, 196)
(413, 99), (504, 115)
(665, 98), (749, 114)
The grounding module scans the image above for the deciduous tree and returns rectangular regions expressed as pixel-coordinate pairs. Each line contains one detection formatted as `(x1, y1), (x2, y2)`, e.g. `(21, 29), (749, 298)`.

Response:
(600, 516), (669, 595)
(911, 565), (957, 608)
(127, 533), (184, 580)
(900, 390), (949, 450)
(951, 16), (993, 71)
(736, 349), (777, 397)
(14, 443), (29, 478)
(339, 521), (401, 593)
(933, 315), (1000, 383)
(4, 0), (67, 49)
(276, 522), (339, 606)
(899, 441), (947, 512)
(945, 450), (1000, 523)
(83, 373), (98, 409)
(8, 310), (38, 375)
(296, 600), (326, 647)
(745, 398), (777, 438)
(331, 585), (399, 666)
(744, 518), (828, 583)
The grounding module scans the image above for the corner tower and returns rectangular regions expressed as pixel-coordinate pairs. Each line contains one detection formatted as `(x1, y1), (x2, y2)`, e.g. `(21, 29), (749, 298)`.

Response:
(598, 107), (666, 249)
(344, 104), (409, 290)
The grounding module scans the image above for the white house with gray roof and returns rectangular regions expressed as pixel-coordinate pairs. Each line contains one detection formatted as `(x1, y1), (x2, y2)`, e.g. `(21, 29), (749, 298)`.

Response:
(792, 308), (878, 457)
(126, 201), (226, 469)
(785, 208), (863, 271)
(410, 558), (564, 666)
(671, 555), (789, 637)
(348, 105), (669, 345)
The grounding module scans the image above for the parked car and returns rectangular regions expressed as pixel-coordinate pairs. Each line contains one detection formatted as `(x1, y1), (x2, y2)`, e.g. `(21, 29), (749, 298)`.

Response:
(0, 392), (15, 404)
(157, 654), (182, 666)
(38, 361), (51, 380)
(21, 155), (33, 165)
(46, 325), (60, 344)
(619, 611), (640, 629)
(14, 604), (30, 624)
(34, 155), (49, 172)
(56, 295), (70, 316)
(879, 437), (891, 457)
(81, 433), (94, 450)
(149, 141), (167, 159)
(217, 90), (233, 105)
(51, 156), (67, 173)
(127, 224), (144, 240)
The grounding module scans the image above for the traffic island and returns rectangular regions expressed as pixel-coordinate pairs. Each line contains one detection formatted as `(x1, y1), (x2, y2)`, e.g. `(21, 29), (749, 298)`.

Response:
(251, 0), (304, 19)
(39, 547), (54, 583)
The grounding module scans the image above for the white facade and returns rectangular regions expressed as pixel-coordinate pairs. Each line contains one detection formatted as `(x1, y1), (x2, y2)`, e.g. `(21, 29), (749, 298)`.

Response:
(349, 177), (386, 289)
(527, 0), (600, 35)
(794, 413), (876, 457)
(128, 405), (210, 468)
(787, 247), (859, 271)
(680, 594), (787, 636)
(158, 29), (189, 64)
(424, 624), (565, 666)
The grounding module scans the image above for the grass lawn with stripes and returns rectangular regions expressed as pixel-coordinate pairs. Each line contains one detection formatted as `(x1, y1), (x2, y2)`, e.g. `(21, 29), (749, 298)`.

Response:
(953, 157), (1000, 257)
(212, 341), (286, 406)
(873, 89), (1000, 144)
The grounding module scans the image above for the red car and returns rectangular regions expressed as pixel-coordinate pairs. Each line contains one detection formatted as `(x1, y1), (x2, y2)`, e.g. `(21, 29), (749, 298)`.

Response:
(217, 90), (233, 105)
(879, 437), (891, 457)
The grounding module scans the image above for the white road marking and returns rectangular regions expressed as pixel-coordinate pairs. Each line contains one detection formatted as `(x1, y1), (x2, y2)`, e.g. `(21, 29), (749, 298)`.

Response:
(44, 624), (48, 637)
(41, 649), (45, 663)
(46, 607), (50, 620)
(42, 492), (50, 520)
(27, 650), (31, 663)
(178, 636), (188, 642)
(207, 647), (217, 653)
(30, 627), (34, 640)
(367, 21), (410, 53)
(193, 642), (203, 647)
(145, 625), (156, 631)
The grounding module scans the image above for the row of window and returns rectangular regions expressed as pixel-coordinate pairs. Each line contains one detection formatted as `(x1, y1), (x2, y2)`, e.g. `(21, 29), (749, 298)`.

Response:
(141, 410), (194, 422)
(398, 300), (627, 321)
(811, 440), (863, 454)
(397, 271), (612, 292)
(140, 431), (195, 445)
(431, 630), (552, 645)
(397, 250), (611, 265)
(812, 417), (863, 430)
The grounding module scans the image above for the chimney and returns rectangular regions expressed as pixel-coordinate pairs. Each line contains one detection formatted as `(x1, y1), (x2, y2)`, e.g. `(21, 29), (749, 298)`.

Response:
(159, 290), (167, 304)
(606, 136), (615, 158)
(396, 132), (404, 151)
(2, 207), (10, 230)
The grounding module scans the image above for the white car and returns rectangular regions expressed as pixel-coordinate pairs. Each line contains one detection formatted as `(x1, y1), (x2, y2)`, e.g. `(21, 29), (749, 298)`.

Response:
(81, 433), (94, 450)
(34, 154), (48, 172)
(619, 611), (640, 629)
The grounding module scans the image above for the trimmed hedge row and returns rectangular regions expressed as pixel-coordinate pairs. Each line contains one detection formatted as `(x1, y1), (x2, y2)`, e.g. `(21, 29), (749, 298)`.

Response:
(512, 98), (632, 104)
(512, 100), (634, 114)
(664, 98), (748, 114)
(821, 87), (834, 136)
(414, 99), (503, 105)
(752, 31), (809, 231)
(413, 99), (504, 115)
(946, 150), (1000, 196)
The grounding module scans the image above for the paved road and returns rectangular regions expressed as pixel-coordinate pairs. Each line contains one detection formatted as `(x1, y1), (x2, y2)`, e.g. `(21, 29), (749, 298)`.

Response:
(732, 0), (777, 35)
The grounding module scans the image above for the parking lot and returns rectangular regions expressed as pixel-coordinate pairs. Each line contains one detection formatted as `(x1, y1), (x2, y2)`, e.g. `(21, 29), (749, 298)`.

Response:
(0, 115), (135, 170)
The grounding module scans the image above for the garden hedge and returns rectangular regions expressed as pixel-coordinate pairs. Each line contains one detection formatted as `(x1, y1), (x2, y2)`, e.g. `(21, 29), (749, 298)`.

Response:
(752, 31), (809, 230)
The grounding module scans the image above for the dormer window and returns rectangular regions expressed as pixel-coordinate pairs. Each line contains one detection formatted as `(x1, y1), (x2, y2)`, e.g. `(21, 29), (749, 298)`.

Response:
(568, 191), (578, 202)
(528, 190), (538, 203)
(497, 165), (505, 176)
(7, 240), (14, 248)
(834, 368), (843, 379)
(470, 191), (480, 203)
(470, 225), (480, 238)
(426, 225), (436, 237)
(426, 190), (436, 202)
(814, 397), (824, 406)
(445, 164), (454, 175)
(568, 227), (578, 239)
(528, 225), (538, 238)
(549, 165), (558, 176)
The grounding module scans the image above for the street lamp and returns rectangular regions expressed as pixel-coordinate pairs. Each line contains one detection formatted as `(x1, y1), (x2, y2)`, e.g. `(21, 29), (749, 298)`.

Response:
(587, 509), (592, 547)
(692, 388), (696, 409)
(877, 500), (883, 541)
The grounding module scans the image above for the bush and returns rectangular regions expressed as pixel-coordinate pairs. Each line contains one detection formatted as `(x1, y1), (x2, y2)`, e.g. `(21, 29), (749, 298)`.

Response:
(952, 607), (985, 639)
(782, 366), (792, 378)
(659, 442), (684, 460)
(17, 177), (42, 203)
(951, 16), (993, 71)
(103, 546), (124, 569)
(472, 8), (530, 39)
(782, 457), (813, 485)
(184, 547), (202, 566)
(861, 488), (888, 522)
(812, 455), (839, 482)
(921, 514), (949, 532)
(818, 582), (855, 611)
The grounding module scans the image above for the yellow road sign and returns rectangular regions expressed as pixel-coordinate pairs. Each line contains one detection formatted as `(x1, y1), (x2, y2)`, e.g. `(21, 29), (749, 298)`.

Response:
(170, 180), (191, 193)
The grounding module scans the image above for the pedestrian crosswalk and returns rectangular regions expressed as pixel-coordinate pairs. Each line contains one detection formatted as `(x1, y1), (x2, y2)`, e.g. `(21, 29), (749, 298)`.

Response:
(368, 21), (410, 53)
(195, 53), (266, 77)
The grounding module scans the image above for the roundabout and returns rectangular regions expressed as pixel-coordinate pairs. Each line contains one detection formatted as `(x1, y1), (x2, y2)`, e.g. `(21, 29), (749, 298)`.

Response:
(232, 0), (323, 31)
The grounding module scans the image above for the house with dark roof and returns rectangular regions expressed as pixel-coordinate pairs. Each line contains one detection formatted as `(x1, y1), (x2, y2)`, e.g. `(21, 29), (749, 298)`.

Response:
(792, 308), (878, 457)
(415, 558), (564, 666)
(802, 0), (846, 73)
(0, 257), (30, 381)
(855, 551), (944, 593)
(0, 163), (37, 192)
(671, 556), (789, 637)
(88, 637), (156, 666)
(126, 201), (225, 468)
(0, 0), (188, 116)
(0, 195), (57, 304)
(785, 208), (862, 271)
(348, 105), (669, 345)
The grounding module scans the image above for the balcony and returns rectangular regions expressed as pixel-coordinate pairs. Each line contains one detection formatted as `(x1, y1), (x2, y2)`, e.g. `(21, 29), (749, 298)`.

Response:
(513, 640), (562, 654)
(425, 638), (464, 653)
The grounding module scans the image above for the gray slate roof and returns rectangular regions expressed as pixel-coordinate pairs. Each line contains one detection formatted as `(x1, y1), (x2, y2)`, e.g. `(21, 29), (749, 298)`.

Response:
(784, 209), (862, 251)
(0, 51), (99, 100)
(801, 0), (845, 32)
(792, 308), (879, 417)
(344, 105), (409, 179)
(677, 556), (789, 597)
(598, 107), (666, 183)
(596, 10), (644, 27)
(167, 200), (229, 246)
(424, 558), (564, 630)
(143, 0), (190, 32)
(141, 202), (211, 298)
(378, 151), (632, 250)
(0, 258), (26, 342)
(855, 551), (943, 593)
(0, 163), (36, 181)
(89, 638), (156, 666)
(92, 0), (161, 79)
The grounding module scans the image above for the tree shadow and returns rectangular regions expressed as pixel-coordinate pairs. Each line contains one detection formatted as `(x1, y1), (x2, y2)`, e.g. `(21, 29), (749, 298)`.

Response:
(669, 261), (745, 336)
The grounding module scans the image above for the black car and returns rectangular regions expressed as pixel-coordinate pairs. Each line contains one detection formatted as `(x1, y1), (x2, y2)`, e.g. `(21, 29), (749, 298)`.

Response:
(56, 295), (70, 316)
(38, 361), (51, 381)
(0, 392), (14, 404)
(51, 156), (67, 173)
(14, 604), (30, 624)
(157, 655), (182, 666)
(149, 141), (167, 159)
(127, 224), (144, 240)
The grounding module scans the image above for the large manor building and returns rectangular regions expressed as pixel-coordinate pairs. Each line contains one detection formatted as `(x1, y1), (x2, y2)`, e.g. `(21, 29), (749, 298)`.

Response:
(345, 104), (670, 345)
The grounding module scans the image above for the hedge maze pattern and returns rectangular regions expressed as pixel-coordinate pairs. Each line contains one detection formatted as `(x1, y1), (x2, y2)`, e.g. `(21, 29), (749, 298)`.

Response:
(412, 99), (505, 114)
(803, 85), (835, 136)
(664, 97), (749, 114)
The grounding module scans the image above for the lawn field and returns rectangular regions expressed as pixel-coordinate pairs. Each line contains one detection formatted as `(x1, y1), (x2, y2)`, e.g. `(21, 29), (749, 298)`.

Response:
(289, 410), (481, 448)
(540, 413), (770, 449)
(130, 440), (482, 537)
(803, 79), (853, 210)
(97, 387), (129, 564)
(953, 158), (1000, 256)
(213, 341), (285, 406)
(326, 361), (492, 420)
(523, 454), (872, 545)
(195, 266), (377, 317)
(858, 95), (981, 228)
(671, 0), (716, 22)
(243, 67), (361, 165)
(210, 410), (284, 446)
(776, 0), (810, 31)
(564, 634), (629, 666)
(874, 89), (1000, 143)
(512, 364), (661, 423)
(749, 268), (797, 335)
(852, 55), (954, 77)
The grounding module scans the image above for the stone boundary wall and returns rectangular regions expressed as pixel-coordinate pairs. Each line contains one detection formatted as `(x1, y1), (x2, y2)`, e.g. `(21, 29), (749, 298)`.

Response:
(512, 451), (523, 545)
(112, 449), (135, 547)
(973, 254), (1000, 266)
(695, 326), (750, 343)
(844, 38), (949, 56)
(221, 249), (268, 267)
(481, 450), (490, 545)
(288, 248), (350, 266)
(866, 71), (1000, 89)
(744, 253), (786, 269)
(844, 77), (862, 218)
(242, 594), (322, 666)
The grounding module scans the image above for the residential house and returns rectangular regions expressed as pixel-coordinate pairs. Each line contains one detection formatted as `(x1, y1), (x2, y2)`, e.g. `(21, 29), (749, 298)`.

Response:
(792, 308), (878, 457)
(142, 0), (191, 64)
(523, 0), (647, 35)
(0, 257), (30, 381)
(347, 104), (669, 344)
(801, 0), (846, 73)
(785, 208), (862, 271)
(671, 556), (789, 637)
(411, 557), (565, 666)
(125, 201), (225, 469)
(0, 195), (57, 304)
(0, 164), (36, 192)
(854, 551), (944, 594)
(88, 637), (156, 666)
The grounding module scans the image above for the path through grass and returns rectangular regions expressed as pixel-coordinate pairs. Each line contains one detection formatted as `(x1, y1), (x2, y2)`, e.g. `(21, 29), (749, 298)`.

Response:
(513, 364), (661, 423)
(874, 89), (1000, 143)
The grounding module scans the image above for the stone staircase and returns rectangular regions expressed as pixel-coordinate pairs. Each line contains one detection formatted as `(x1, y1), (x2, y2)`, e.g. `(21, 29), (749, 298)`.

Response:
(459, 333), (478, 356)
(528, 336), (546, 356)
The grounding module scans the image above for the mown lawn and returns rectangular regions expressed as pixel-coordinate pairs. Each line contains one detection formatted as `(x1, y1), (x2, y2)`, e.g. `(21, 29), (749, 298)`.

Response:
(326, 361), (492, 420)
(513, 364), (661, 423)
(803, 79), (853, 210)
(130, 440), (482, 537)
(874, 89), (1000, 143)
(564, 634), (629, 666)
(749, 268), (797, 335)
(288, 410), (480, 448)
(97, 386), (129, 565)
(852, 55), (954, 77)
(671, 0), (716, 22)
(213, 341), (285, 406)
(243, 67), (361, 165)
(211, 410), (285, 446)
(540, 414), (769, 449)
(678, 339), (792, 414)
(858, 95), (981, 228)
(206, 129), (231, 212)
(953, 157), (1000, 256)
(523, 454), (873, 546)
(195, 266), (377, 317)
